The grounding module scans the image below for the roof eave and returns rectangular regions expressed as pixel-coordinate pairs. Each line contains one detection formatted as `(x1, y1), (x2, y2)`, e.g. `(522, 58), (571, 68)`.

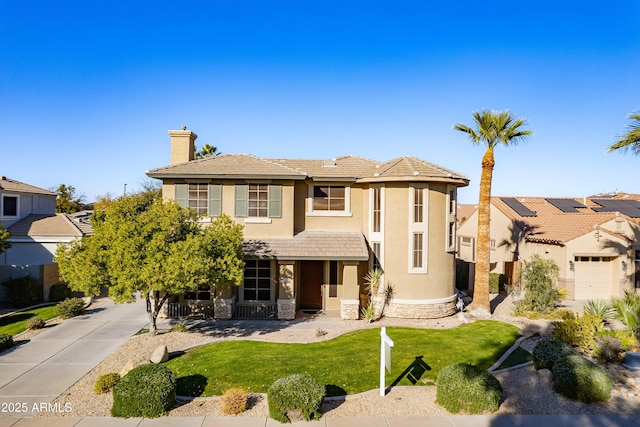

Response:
(146, 172), (307, 180)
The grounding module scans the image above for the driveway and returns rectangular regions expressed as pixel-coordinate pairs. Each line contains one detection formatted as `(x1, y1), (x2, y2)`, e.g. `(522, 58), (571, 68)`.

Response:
(0, 298), (149, 418)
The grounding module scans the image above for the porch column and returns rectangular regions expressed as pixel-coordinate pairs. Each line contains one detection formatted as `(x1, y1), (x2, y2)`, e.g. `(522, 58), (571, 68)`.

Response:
(213, 283), (234, 320)
(277, 261), (296, 320)
(341, 261), (360, 320)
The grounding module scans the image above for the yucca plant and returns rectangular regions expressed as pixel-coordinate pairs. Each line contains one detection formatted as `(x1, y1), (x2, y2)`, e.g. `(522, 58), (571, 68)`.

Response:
(612, 291), (640, 334)
(584, 299), (617, 322)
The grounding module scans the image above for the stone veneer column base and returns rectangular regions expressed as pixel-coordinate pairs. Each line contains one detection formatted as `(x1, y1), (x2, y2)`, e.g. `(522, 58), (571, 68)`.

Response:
(214, 297), (234, 320)
(372, 295), (457, 319)
(340, 299), (360, 320)
(277, 299), (296, 320)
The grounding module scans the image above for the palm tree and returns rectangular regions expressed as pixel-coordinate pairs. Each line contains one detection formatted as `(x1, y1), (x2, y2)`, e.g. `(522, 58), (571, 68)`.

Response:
(454, 110), (533, 315)
(607, 111), (640, 155)
(196, 144), (220, 159)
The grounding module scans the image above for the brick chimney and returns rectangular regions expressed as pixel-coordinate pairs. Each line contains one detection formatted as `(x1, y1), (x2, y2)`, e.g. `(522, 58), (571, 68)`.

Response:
(168, 126), (198, 165)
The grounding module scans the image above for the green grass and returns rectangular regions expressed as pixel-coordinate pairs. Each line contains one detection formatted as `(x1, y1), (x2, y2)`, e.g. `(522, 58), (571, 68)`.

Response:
(495, 346), (533, 370)
(0, 305), (58, 336)
(165, 320), (519, 397)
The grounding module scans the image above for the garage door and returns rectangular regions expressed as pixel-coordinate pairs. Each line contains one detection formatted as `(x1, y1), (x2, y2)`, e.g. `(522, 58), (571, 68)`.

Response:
(574, 256), (613, 300)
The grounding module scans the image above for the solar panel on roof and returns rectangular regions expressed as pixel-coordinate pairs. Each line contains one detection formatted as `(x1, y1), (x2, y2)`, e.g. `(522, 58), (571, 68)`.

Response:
(546, 198), (587, 213)
(501, 197), (537, 217)
(592, 199), (640, 218)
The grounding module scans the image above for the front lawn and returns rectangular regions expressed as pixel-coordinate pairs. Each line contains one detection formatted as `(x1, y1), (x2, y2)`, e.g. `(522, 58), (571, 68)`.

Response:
(165, 320), (520, 397)
(0, 305), (58, 336)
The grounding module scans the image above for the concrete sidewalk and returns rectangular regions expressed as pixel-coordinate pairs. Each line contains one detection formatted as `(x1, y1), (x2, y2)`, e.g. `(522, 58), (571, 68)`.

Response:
(1, 414), (639, 426)
(0, 298), (149, 419)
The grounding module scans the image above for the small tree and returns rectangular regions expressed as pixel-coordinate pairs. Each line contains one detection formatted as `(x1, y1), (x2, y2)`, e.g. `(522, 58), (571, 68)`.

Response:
(515, 255), (560, 314)
(0, 225), (10, 254)
(55, 189), (244, 334)
(53, 184), (86, 213)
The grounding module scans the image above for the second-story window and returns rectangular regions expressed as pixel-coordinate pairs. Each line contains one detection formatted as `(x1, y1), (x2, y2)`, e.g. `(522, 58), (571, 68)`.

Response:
(1, 195), (19, 217)
(313, 185), (345, 211)
(188, 183), (208, 215)
(248, 184), (269, 217)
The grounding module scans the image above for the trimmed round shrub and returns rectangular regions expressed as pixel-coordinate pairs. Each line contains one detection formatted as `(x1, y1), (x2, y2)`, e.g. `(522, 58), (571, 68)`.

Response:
(1, 275), (41, 308)
(436, 363), (502, 414)
(111, 364), (176, 418)
(552, 354), (613, 403)
(532, 339), (578, 370)
(48, 283), (73, 302)
(221, 388), (248, 415)
(55, 298), (86, 319)
(26, 315), (46, 330)
(268, 374), (325, 423)
(94, 372), (121, 394)
(0, 334), (14, 352)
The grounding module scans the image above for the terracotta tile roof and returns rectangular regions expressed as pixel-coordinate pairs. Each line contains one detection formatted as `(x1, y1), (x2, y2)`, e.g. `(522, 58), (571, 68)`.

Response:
(0, 176), (56, 196)
(7, 214), (92, 238)
(243, 231), (369, 260)
(366, 156), (468, 183)
(457, 204), (478, 226)
(491, 195), (640, 245)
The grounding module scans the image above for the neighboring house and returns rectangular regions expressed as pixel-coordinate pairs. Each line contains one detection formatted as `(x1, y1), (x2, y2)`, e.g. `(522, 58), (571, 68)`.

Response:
(146, 128), (469, 320)
(457, 194), (640, 300)
(0, 176), (93, 301)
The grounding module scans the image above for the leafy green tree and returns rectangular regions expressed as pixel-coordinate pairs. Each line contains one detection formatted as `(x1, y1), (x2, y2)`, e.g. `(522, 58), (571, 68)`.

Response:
(516, 255), (560, 314)
(454, 109), (533, 315)
(0, 225), (10, 254)
(53, 184), (86, 213)
(55, 190), (244, 334)
(607, 111), (640, 155)
(196, 144), (220, 159)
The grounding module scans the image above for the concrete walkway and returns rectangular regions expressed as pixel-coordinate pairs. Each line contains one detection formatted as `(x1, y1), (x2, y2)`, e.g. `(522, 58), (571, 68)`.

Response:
(0, 298), (149, 419)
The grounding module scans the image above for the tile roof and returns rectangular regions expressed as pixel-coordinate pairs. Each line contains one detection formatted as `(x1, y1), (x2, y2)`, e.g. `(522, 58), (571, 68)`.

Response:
(492, 194), (640, 245)
(147, 154), (469, 185)
(243, 231), (369, 260)
(7, 214), (92, 238)
(0, 176), (56, 196)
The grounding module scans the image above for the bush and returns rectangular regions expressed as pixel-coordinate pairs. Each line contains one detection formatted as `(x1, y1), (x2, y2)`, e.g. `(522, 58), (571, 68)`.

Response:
(584, 299), (617, 322)
(268, 374), (325, 423)
(594, 336), (623, 363)
(435, 363), (502, 414)
(221, 388), (248, 415)
(171, 322), (188, 333)
(26, 315), (46, 330)
(552, 312), (603, 354)
(532, 339), (578, 370)
(48, 283), (73, 302)
(515, 255), (560, 314)
(55, 298), (86, 319)
(552, 354), (613, 403)
(111, 363), (176, 418)
(0, 334), (14, 352)
(94, 372), (121, 394)
(1, 275), (41, 308)
(489, 273), (508, 294)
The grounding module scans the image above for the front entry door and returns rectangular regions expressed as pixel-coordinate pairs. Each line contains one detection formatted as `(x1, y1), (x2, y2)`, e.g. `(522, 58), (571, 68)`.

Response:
(300, 261), (323, 310)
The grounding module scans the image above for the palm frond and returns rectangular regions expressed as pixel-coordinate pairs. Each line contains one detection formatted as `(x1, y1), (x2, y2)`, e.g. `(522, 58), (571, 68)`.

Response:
(607, 111), (640, 155)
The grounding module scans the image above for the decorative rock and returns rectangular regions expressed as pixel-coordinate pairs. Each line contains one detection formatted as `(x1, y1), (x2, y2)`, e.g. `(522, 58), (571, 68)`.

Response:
(150, 345), (169, 364)
(537, 368), (553, 386)
(119, 360), (139, 377)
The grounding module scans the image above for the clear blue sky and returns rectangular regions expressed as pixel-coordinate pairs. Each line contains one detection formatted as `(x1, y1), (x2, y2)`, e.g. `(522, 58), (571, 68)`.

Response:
(1, 1), (639, 204)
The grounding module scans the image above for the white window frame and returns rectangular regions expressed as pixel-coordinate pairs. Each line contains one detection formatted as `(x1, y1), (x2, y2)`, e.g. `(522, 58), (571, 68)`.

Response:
(445, 185), (457, 253)
(187, 183), (208, 216)
(307, 183), (352, 217)
(1, 194), (19, 218)
(409, 185), (428, 273)
(369, 185), (385, 271)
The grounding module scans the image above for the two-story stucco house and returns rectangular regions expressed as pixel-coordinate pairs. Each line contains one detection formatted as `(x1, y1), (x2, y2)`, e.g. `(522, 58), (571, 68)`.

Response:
(457, 194), (640, 301)
(146, 128), (469, 320)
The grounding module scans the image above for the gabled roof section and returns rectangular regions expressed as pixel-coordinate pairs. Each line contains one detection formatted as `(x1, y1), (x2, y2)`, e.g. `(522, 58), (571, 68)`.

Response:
(0, 176), (56, 196)
(146, 154), (308, 180)
(243, 231), (369, 260)
(7, 214), (92, 238)
(359, 156), (469, 185)
(492, 195), (640, 245)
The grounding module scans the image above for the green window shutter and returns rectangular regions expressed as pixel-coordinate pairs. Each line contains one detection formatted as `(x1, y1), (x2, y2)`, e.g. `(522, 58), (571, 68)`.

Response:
(268, 184), (282, 218)
(235, 184), (248, 217)
(209, 184), (222, 216)
(175, 183), (187, 208)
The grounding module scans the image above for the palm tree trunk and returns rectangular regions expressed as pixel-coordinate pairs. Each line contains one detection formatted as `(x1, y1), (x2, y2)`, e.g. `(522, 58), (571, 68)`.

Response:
(473, 147), (494, 314)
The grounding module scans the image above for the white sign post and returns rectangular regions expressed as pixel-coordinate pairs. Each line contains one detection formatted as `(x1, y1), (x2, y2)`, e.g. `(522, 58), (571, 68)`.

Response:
(380, 326), (394, 396)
